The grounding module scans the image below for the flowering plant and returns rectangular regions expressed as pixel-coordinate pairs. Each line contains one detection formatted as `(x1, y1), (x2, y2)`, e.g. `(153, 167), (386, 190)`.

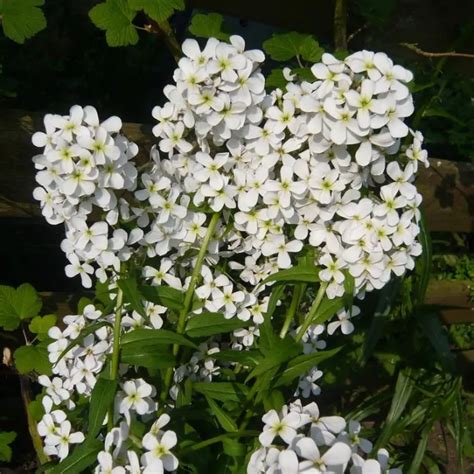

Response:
(30, 35), (428, 473)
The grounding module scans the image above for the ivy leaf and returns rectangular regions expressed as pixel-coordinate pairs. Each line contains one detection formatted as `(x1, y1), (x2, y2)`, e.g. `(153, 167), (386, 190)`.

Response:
(128, 0), (184, 23)
(28, 314), (57, 340)
(263, 32), (322, 62)
(188, 13), (230, 41)
(14, 343), (51, 375)
(0, 0), (46, 44)
(0, 431), (16, 462)
(0, 283), (42, 330)
(89, 0), (139, 47)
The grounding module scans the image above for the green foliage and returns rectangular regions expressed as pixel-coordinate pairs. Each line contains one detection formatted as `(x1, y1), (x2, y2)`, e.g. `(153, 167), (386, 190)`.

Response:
(0, 283), (42, 330)
(185, 312), (250, 338)
(263, 32), (324, 62)
(89, 0), (139, 47)
(28, 314), (57, 340)
(0, 0), (46, 43)
(49, 439), (102, 474)
(14, 342), (51, 375)
(87, 377), (117, 439)
(0, 431), (16, 462)
(188, 13), (230, 41)
(128, 0), (184, 23)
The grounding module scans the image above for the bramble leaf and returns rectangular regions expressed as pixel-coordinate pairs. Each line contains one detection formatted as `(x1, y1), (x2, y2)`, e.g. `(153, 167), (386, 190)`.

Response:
(28, 314), (57, 340)
(128, 0), (184, 22)
(188, 13), (230, 41)
(0, 283), (42, 330)
(0, 0), (46, 44)
(89, 0), (138, 47)
(263, 32), (323, 62)
(14, 343), (51, 375)
(0, 431), (16, 462)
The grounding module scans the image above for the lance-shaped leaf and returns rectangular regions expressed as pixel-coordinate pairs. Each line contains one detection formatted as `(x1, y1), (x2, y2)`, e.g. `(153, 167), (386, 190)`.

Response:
(193, 382), (249, 403)
(206, 397), (238, 433)
(49, 439), (102, 474)
(121, 328), (197, 349)
(87, 377), (117, 439)
(121, 343), (175, 369)
(273, 347), (342, 387)
(139, 285), (184, 311)
(185, 312), (250, 338)
(257, 263), (320, 288)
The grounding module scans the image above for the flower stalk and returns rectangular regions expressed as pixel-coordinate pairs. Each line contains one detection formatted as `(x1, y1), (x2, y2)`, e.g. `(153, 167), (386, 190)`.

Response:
(295, 282), (328, 342)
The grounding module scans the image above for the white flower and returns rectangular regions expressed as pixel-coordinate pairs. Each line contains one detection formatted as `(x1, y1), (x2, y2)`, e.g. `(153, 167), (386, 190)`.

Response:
(119, 379), (154, 416)
(141, 431), (179, 473)
(258, 408), (301, 447)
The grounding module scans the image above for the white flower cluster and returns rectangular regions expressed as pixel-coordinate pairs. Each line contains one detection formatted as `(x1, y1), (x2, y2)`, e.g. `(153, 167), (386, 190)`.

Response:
(32, 105), (139, 287)
(248, 399), (401, 474)
(146, 39), (429, 302)
(30, 35), (427, 473)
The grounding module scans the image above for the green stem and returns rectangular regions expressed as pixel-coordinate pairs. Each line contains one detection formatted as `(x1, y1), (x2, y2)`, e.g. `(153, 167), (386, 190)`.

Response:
(161, 212), (221, 403)
(279, 285), (303, 338)
(180, 430), (259, 454)
(107, 284), (124, 430)
(294, 282), (328, 342)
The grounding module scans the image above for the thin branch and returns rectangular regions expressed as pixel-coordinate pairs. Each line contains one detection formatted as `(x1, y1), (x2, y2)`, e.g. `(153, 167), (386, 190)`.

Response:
(400, 43), (474, 59)
(142, 19), (182, 63)
(347, 23), (368, 45)
(334, 0), (348, 52)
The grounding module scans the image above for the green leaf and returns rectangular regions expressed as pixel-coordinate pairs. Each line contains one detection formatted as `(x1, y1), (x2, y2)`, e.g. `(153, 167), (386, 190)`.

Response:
(246, 337), (301, 382)
(0, 283), (42, 330)
(299, 37), (324, 62)
(89, 0), (138, 47)
(0, 285), (20, 330)
(266, 68), (287, 90)
(87, 377), (117, 439)
(14, 344), (51, 375)
(362, 278), (401, 364)
(423, 107), (464, 125)
(206, 397), (238, 433)
(188, 13), (230, 41)
(28, 314), (57, 340)
(193, 382), (249, 403)
(0, 0), (46, 44)
(292, 67), (315, 82)
(263, 32), (321, 62)
(377, 368), (415, 447)
(139, 285), (184, 311)
(258, 263), (320, 288)
(415, 310), (455, 372)
(273, 347), (342, 387)
(49, 439), (102, 474)
(312, 296), (345, 325)
(77, 297), (93, 314)
(121, 328), (197, 349)
(185, 312), (250, 338)
(28, 399), (44, 422)
(14, 283), (42, 319)
(118, 278), (146, 316)
(128, 0), (184, 22)
(0, 431), (16, 462)
(213, 349), (261, 367)
(407, 426), (430, 474)
(413, 211), (432, 306)
(121, 343), (175, 368)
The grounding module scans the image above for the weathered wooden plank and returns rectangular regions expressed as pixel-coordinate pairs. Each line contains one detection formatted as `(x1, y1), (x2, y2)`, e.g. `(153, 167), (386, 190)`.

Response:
(425, 280), (473, 325)
(0, 109), (473, 232)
